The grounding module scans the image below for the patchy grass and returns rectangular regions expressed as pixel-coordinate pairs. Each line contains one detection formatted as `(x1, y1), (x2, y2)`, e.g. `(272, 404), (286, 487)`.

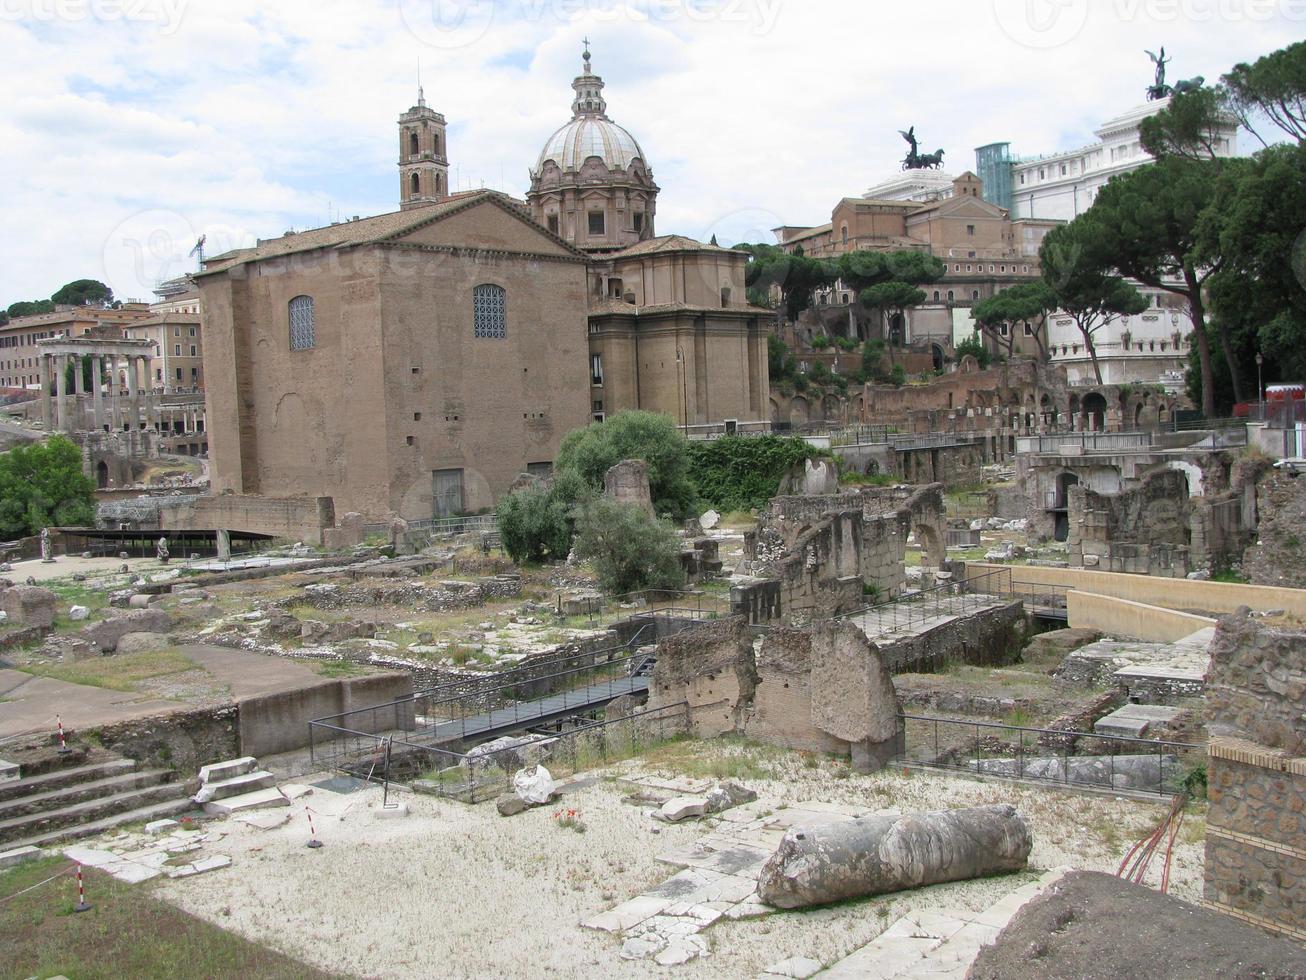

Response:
(720, 510), (758, 529)
(639, 734), (790, 782)
(20, 649), (199, 692)
(312, 659), (370, 678)
(0, 857), (342, 980)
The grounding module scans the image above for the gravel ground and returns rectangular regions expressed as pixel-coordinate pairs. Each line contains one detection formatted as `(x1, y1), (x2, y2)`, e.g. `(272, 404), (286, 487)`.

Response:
(155, 749), (1206, 979)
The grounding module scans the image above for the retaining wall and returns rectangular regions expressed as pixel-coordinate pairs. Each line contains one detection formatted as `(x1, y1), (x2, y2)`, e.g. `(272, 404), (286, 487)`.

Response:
(1067, 592), (1217, 643)
(238, 671), (414, 757)
(962, 562), (1306, 617)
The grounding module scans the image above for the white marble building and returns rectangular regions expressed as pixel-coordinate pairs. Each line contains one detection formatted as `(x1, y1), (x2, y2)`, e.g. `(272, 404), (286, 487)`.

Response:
(1047, 289), (1191, 392)
(1007, 98), (1237, 222)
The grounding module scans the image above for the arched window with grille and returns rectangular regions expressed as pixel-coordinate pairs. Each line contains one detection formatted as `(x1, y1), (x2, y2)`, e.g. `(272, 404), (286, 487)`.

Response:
(473, 284), (507, 339)
(289, 295), (315, 351)
(410, 172), (421, 197)
(409, 131), (419, 156)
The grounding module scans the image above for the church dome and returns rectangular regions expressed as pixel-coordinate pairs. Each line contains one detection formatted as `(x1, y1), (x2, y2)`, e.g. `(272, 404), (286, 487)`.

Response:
(530, 46), (651, 177)
(536, 115), (646, 174)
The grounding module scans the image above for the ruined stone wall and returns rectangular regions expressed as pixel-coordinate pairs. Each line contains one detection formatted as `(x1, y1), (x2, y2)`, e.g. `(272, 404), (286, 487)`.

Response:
(1204, 615), (1306, 942)
(95, 705), (240, 774)
(748, 484), (946, 622)
(1242, 473), (1306, 589)
(1068, 470), (1193, 576)
(653, 618), (903, 771)
(743, 627), (847, 755)
(1206, 615), (1306, 756)
(646, 618), (757, 738)
(876, 600), (1025, 674)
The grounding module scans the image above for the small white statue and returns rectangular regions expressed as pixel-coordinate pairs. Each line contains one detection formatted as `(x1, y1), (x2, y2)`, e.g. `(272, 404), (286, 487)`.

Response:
(156, 536), (170, 564)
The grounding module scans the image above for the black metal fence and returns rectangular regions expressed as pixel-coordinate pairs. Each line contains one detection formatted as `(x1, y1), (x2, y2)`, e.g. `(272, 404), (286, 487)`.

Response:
(835, 567), (1012, 639)
(318, 701), (691, 803)
(899, 714), (1203, 797)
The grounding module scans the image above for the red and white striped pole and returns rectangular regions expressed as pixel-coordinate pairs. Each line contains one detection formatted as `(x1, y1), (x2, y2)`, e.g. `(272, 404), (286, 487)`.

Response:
(56, 715), (69, 754)
(73, 863), (91, 913)
(306, 808), (323, 849)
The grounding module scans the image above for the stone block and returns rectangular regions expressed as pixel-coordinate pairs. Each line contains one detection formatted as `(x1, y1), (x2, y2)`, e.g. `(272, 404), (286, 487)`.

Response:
(68, 605), (90, 622)
(198, 757), (258, 784)
(0, 845), (43, 870)
(145, 819), (181, 835)
(604, 459), (655, 517)
(0, 760), (18, 784)
(1, 586), (57, 628)
(115, 632), (171, 655)
(659, 796), (708, 822)
(202, 787), (289, 815)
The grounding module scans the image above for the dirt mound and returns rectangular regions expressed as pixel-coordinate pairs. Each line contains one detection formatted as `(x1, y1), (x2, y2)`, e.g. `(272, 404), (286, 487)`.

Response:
(969, 870), (1306, 980)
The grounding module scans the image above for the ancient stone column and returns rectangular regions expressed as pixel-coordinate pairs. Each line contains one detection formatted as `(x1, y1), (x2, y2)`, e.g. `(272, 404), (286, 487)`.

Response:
(61, 354), (76, 433)
(107, 354), (119, 431)
(757, 804), (1032, 909)
(126, 355), (140, 429)
(144, 364), (156, 431)
(90, 354), (103, 433)
(39, 354), (51, 430)
(71, 350), (85, 431)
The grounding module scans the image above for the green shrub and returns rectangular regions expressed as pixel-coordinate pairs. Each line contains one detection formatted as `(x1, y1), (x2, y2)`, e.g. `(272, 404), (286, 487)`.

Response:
(0, 435), (96, 538)
(889, 364), (906, 386)
(556, 411), (697, 519)
(954, 333), (992, 369)
(572, 499), (685, 594)
(495, 471), (592, 564)
(811, 334), (832, 350)
(687, 436), (830, 513)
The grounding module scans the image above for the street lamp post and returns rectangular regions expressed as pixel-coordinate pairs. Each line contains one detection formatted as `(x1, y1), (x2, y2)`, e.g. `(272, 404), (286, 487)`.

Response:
(1256, 352), (1264, 410)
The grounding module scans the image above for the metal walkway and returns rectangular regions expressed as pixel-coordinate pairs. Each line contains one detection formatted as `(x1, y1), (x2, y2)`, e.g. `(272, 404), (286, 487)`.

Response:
(428, 673), (652, 744)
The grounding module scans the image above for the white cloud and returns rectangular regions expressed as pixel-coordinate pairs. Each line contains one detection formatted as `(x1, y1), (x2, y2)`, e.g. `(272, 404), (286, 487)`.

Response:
(0, 0), (1298, 303)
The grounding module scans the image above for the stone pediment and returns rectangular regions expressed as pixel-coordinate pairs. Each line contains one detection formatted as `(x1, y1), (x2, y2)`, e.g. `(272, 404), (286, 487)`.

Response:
(389, 195), (582, 259)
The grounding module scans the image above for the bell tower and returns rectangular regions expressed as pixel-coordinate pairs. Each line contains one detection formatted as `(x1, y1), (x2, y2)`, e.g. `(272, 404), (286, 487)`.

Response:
(398, 86), (448, 211)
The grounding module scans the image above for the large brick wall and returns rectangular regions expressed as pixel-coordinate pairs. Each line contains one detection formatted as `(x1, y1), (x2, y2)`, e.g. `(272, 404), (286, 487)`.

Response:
(1204, 615), (1306, 941)
(1205, 740), (1306, 942)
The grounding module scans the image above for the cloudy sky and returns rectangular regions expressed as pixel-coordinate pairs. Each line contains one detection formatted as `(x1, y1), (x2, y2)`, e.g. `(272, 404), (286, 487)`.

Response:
(0, 0), (1298, 304)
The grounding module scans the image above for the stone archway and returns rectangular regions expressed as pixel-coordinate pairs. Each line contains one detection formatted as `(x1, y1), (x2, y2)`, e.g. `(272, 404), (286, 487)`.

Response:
(1053, 471), (1079, 542)
(914, 522), (946, 568)
(1083, 392), (1107, 432)
(95, 459), (109, 489)
(790, 396), (810, 426)
(931, 344), (945, 372)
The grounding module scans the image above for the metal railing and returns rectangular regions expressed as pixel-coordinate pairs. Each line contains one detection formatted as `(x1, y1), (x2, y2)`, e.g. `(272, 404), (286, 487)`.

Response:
(1019, 431), (1154, 455)
(565, 588), (731, 629)
(957, 566), (1071, 614)
(361, 514), (500, 538)
(308, 625), (659, 756)
(392, 702), (692, 804)
(835, 567), (1011, 640)
(899, 714), (1202, 797)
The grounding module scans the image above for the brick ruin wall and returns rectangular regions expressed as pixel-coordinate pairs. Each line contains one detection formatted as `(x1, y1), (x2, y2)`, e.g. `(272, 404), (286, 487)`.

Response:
(1204, 614), (1306, 942)
(735, 484), (946, 624)
(646, 618), (902, 772)
(1065, 457), (1264, 577)
(1242, 472), (1306, 589)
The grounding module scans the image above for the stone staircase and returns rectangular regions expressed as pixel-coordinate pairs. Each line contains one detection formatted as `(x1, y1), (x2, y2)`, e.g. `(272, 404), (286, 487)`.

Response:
(0, 749), (192, 852)
(808, 867), (1071, 979)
